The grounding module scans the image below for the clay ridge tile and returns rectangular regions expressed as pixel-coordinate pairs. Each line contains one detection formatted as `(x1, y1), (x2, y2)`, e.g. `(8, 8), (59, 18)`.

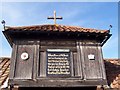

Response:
(5, 24), (109, 34)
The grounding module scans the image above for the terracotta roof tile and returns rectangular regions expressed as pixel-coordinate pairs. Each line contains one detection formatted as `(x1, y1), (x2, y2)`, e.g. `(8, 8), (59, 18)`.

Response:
(104, 59), (120, 89)
(0, 58), (10, 86)
(5, 24), (110, 34)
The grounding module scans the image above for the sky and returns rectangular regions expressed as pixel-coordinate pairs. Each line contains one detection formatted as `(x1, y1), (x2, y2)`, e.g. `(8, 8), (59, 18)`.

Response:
(0, 1), (119, 58)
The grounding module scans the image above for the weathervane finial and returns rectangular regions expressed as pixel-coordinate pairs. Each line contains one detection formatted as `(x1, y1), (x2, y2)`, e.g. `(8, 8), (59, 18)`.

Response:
(109, 25), (112, 30)
(1, 20), (6, 30)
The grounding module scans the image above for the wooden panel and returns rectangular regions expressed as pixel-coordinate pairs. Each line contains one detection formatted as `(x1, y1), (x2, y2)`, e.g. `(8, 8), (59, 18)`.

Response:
(9, 43), (17, 79)
(11, 78), (107, 87)
(98, 46), (106, 79)
(70, 52), (74, 77)
(39, 40), (77, 78)
(33, 44), (40, 80)
(39, 51), (46, 77)
(14, 45), (34, 79)
(40, 46), (77, 52)
(73, 52), (78, 76)
(73, 42), (83, 78)
(79, 42), (86, 80)
(73, 52), (82, 78)
(82, 43), (102, 79)
(40, 40), (76, 46)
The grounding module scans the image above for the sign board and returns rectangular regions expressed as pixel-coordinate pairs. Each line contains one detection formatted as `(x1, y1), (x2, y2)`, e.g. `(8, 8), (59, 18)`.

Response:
(47, 49), (71, 77)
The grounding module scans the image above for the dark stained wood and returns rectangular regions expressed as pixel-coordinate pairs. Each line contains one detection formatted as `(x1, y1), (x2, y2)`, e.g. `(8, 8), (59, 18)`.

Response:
(9, 78), (107, 87)
(14, 42), (35, 79)
(79, 41), (86, 80)
(18, 87), (97, 90)
(40, 40), (76, 46)
(72, 42), (82, 78)
(98, 46), (106, 80)
(9, 42), (18, 79)
(73, 52), (79, 77)
(70, 52), (74, 77)
(39, 51), (47, 77)
(82, 42), (102, 79)
(76, 42), (83, 78)
(9, 39), (107, 87)
(33, 42), (40, 80)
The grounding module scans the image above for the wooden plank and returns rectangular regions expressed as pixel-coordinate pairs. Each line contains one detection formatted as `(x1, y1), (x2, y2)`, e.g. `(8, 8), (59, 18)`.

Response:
(95, 45), (103, 79)
(17, 40), (39, 45)
(11, 78), (107, 87)
(36, 44), (40, 78)
(9, 42), (17, 79)
(40, 46), (77, 52)
(73, 52), (78, 76)
(33, 44), (40, 80)
(40, 40), (76, 46)
(82, 42), (102, 79)
(77, 42), (83, 78)
(73, 42), (83, 78)
(78, 41), (84, 79)
(70, 52), (74, 77)
(39, 51), (46, 77)
(79, 41), (86, 80)
(98, 46), (106, 80)
(14, 44), (34, 79)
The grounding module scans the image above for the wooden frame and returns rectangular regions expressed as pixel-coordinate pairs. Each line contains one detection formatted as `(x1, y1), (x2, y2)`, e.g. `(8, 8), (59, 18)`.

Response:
(8, 39), (107, 87)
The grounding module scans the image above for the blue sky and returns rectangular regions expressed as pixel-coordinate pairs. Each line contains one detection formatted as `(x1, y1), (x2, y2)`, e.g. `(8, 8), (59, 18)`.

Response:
(0, 2), (118, 58)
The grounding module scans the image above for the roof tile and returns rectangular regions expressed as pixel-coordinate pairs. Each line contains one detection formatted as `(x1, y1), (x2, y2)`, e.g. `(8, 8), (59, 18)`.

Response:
(5, 24), (109, 34)
(104, 59), (120, 88)
(0, 58), (10, 86)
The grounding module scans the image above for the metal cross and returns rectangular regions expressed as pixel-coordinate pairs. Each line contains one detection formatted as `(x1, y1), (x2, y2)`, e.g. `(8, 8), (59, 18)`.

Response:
(47, 11), (63, 25)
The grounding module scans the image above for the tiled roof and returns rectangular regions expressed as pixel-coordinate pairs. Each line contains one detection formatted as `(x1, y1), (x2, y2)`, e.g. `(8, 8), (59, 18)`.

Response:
(0, 58), (10, 86)
(5, 24), (110, 34)
(104, 59), (120, 88)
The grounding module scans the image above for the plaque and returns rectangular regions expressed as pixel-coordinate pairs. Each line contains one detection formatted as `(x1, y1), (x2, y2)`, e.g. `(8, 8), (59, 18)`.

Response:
(47, 49), (71, 77)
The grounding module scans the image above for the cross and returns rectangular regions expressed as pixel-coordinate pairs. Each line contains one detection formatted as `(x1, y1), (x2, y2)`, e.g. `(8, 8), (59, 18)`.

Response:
(47, 11), (63, 25)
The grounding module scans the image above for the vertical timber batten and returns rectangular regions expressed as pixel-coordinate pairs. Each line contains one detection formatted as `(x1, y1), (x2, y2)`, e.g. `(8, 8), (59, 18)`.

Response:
(79, 41), (86, 80)
(70, 52), (74, 77)
(33, 41), (40, 80)
(98, 46), (107, 80)
(9, 42), (18, 80)
(75, 41), (83, 78)
(39, 51), (47, 77)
